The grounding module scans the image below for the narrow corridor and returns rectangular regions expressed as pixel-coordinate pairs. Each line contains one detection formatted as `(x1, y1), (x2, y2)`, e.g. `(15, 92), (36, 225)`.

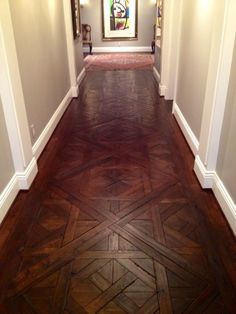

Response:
(0, 70), (235, 313)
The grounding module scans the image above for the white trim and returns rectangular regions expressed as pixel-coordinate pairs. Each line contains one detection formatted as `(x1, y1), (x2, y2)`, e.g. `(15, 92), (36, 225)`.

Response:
(205, 2), (235, 169)
(168, 0), (183, 100)
(160, 0), (183, 100)
(0, 157), (38, 223)
(172, 101), (199, 156)
(0, 174), (19, 224)
(88, 46), (152, 53)
(194, 156), (236, 235)
(213, 173), (236, 236)
(153, 66), (160, 84)
(32, 88), (72, 160)
(153, 67), (167, 96)
(0, 1), (34, 172)
(62, 0), (78, 92)
(159, 84), (167, 97)
(198, 1), (236, 170)
(76, 67), (86, 86)
(71, 85), (79, 98)
(160, 0), (173, 99)
(194, 155), (215, 189)
(16, 157), (38, 190)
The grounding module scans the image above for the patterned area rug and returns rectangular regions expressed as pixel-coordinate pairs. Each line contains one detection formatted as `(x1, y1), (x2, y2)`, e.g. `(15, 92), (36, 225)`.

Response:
(84, 53), (154, 71)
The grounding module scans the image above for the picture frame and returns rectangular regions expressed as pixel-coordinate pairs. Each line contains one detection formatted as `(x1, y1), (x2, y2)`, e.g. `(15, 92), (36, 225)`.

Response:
(71, 0), (81, 39)
(102, 0), (138, 41)
(156, 0), (162, 38)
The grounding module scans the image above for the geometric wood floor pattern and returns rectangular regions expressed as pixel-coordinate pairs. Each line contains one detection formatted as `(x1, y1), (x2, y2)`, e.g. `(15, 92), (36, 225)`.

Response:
(0, 71), (236, 313)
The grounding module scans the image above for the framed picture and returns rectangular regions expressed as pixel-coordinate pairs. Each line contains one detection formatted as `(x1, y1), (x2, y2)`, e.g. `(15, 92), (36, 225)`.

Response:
(156, 0), (162, 38)
(102, 0), (138, 40)
(71, 0), (81, 39)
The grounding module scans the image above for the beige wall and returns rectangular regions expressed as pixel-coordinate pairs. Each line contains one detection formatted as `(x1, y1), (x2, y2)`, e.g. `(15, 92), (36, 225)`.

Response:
(0, 96), (14, 193)
(217, 39), (236, 203)
(154, 45), (161, 74)
(176, 0), (214, 139)
(74, 38), (84, 76)
(81, 0), (156, 48)
(9, 0), (70, 144)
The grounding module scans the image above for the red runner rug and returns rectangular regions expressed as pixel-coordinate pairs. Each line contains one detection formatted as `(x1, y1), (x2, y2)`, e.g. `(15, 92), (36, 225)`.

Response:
(84, 53), (154, 71)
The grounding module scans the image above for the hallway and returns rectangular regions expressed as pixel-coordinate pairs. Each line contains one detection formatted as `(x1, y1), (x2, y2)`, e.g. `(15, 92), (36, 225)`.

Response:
(0, 70), (235, 313)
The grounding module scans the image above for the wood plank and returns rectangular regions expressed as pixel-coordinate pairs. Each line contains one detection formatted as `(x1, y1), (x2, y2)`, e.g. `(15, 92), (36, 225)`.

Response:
(114, 293), (139, 314)
(117, 184), (176, 226)
(184, 286), (219, 313)
(7, 227), (112, 297)
(62, 206), (80, 245)
(52, 263), (72, 313)
(117, 259), (156, 290)
(110, 224), (203, 284)
(79, 251), (149, 259)
(136, 294), (159, 314)
(124, 224), (207, 281)
(86, 272), (136, 314)
(73, 259), (110, 280)
(154, 261), (173, 314)
(152, 207), (173, 314)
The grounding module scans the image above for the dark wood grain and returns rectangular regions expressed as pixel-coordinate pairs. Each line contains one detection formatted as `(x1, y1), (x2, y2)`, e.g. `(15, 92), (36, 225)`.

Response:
(0, 70), (235, 313)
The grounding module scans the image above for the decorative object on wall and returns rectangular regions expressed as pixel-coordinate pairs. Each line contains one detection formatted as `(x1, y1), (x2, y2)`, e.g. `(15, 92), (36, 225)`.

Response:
(102, 0), (138, 40)
(156, 0), (162, 38)
(151, 24), (156, 54)
(71, 0), (81, 39)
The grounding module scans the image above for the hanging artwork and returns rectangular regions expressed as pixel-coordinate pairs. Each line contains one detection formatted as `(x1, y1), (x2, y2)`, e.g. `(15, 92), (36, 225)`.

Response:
(71, 0), (81, 39)
(156, 0), (162, 38)
(102, 0), (138, 40)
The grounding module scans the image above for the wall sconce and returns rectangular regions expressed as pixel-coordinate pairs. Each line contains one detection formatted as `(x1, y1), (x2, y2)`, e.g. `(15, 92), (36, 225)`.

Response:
(80, 0), (88, 7)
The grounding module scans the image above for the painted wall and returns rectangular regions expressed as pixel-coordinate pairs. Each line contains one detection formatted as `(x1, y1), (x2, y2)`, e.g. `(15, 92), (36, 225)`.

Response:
(0, 96), (14, 193)
(9, 0), (70, 144)
(74, 38), (84, 77)
(217, 39), (236, 204)
(154, 45), (161, 74)
(176, 0), (214, 139)
(81, 0), (156, 48)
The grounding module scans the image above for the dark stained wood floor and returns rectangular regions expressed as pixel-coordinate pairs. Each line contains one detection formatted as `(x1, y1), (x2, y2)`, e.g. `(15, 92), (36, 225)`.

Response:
(0, 70), (236, 313)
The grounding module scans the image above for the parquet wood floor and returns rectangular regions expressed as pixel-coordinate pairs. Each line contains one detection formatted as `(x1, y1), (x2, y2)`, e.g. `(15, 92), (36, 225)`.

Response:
(0, 70), (236, 313)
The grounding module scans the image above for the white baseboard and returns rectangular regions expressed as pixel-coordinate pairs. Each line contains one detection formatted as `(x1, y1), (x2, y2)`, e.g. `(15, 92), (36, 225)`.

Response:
(172, 101), (199, 156)
(0, 175), (19, 223)
(32, 88), (72, 160)
(86, 46), (152, 53)
(194, 155), (215, 188)
(152, 67), (167, 97)
(159, 84), (167, 97)
(193, 155), (236, 235)
(71, 85), (79, 98)
(77, 67), (86, 86)
(213, 173), (236, 236)
(153, 66), (160, 84)
(0, 157), (39, 223)
(16, 157), (38, 190)
(0, 86), (73, 224)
